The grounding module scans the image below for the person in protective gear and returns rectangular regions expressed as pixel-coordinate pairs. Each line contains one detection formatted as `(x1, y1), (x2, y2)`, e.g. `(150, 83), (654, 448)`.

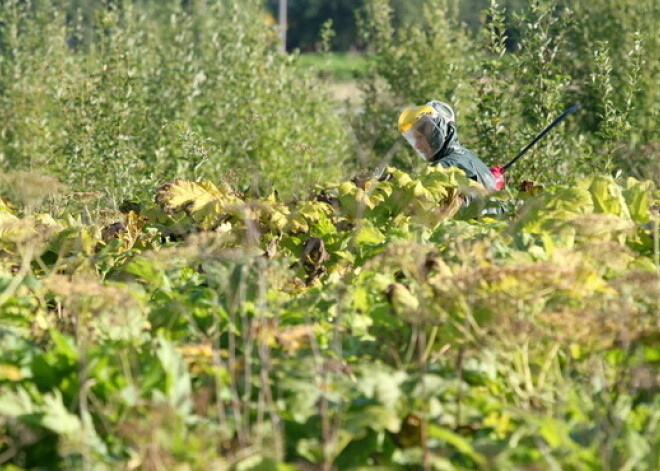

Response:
(398, 100), (498, 191)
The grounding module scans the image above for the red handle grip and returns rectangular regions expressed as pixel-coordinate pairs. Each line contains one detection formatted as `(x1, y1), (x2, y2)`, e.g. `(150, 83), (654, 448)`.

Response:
(490, 165), (506, 191)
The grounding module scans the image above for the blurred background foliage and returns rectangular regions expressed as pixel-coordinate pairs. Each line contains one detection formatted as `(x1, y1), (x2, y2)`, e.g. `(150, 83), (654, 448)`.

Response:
(0, 0), (657, 202)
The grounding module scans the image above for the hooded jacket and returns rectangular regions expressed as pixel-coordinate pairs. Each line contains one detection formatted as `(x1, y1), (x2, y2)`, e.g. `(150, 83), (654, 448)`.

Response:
(429, 122), (497, 191)
(422, 101), (497, 191)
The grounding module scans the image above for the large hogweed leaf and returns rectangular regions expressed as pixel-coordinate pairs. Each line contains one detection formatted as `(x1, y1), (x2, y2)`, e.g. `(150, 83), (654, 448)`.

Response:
(383, 167), (468, 226)
(285, 201), (336, 236)
(0, 212), (62, 255)
(156, 179), (238, 214)
(45, 225), (100, 260)
(0, 387), (107, 454)
(155, 179), (241, 230)
(515, 186), (594, 235)
(320, 166), (468, 229)
(621, 177), (656, 224)
(148, 167), (472, 252)
(579, 175), (632, 219)
(336, 181), (387, 220)
(513, 176), (656, 256)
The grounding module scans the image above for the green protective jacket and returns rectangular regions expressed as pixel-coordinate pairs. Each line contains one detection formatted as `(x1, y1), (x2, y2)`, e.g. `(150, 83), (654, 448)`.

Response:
(429, 124), (497, 191)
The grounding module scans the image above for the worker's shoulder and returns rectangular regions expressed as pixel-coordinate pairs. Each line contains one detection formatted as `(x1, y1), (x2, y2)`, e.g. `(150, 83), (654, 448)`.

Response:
(436, 146), (478, 165)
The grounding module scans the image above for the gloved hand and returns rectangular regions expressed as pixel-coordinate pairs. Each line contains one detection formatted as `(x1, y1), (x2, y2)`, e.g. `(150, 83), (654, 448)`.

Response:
(489, 165), (506, 191)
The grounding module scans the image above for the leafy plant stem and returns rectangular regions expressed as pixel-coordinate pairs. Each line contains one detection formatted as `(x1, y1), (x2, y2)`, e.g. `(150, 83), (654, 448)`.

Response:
(537, 343), (561, 391)
(455, 346), (465, 428)
(76, 306), (91, 471)
(654, 211), (659, 270)
(256, 257), (283, 459)
(423, 325), (439, 363)
(405, 325), (419, 366)
(417, 322), (431, 471)
(0, 244), (35, 307)
(228, 267), (247, 448)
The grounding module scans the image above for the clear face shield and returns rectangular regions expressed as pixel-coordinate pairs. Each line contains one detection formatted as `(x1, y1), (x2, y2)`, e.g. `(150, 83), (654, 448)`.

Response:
(401, 114), (448, 161)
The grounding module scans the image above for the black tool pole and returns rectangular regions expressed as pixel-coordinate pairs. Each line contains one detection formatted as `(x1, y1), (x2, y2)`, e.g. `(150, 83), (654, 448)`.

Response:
(502, 103), (582, 171)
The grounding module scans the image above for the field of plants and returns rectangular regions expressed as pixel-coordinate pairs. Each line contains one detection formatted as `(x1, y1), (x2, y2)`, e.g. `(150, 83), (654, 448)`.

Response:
(0, 0), (658, 470)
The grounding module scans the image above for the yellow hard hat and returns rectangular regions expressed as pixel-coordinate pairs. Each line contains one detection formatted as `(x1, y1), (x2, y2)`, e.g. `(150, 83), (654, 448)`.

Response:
(398, 105), (435, 133)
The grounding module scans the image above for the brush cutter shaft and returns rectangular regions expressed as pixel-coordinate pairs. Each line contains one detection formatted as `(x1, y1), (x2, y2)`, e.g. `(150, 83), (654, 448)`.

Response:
(502, 103), (582, 171)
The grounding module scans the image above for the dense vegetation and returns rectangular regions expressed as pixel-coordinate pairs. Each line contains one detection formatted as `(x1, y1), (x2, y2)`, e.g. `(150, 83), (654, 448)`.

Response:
(0, 0), (658, 469)
(355, 0), (658, 184)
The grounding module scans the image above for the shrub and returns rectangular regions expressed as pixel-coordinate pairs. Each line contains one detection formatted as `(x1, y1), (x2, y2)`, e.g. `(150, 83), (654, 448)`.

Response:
(0, 0), (355, 203)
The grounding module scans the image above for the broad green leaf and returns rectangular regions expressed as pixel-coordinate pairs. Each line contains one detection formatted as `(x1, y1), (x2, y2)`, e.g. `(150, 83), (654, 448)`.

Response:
(40, 390), (82, 435)
(622, 177), (654, 224)
(354, 221), (386, 245)
(343, 405), (401, 435)
(50, 330), (79, 362)
(0, 387), (37, 416)
(389, 168), (414, 187)
(546, 187), (594, 214)
(157, 179), (223, 213)
(582, 175), (631, 219)
(296, 438), (324, 464)
(268, 206), (290, 232)
(538, 416), (571, 449)
(428, 424), (486, 465)
(121, 257), (171, 292)
(411, 180), (433, 200)
(156, 335), (192, 416)
(357, 367), (407, 409)
(338, 181), (356, 196)
(155, 179), (241, 229)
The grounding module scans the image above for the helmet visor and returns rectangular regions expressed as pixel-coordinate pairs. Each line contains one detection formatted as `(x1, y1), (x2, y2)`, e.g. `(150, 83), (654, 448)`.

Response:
(401, 114), (447, 161)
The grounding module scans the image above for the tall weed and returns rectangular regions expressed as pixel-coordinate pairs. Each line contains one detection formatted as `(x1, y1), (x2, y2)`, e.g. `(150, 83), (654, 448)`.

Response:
(470, 0), (513, 164)
(502, 1), (577, 182)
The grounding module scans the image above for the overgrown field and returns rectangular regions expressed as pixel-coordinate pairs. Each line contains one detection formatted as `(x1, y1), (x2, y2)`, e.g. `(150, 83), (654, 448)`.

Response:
(0, 0), (658, 470)
(2, 166), (659, 469)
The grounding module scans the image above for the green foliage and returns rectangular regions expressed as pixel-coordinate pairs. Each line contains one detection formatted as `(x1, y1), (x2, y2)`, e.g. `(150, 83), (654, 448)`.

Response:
(0, 1), (658, 469)
(0, 0), (354, 200)
(1, 169), (658, 468)
(355, 0), (658, 185)
(358, 0), (474, 114)
(296, 52), (368, 82)
(472, 0), (510, 162)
